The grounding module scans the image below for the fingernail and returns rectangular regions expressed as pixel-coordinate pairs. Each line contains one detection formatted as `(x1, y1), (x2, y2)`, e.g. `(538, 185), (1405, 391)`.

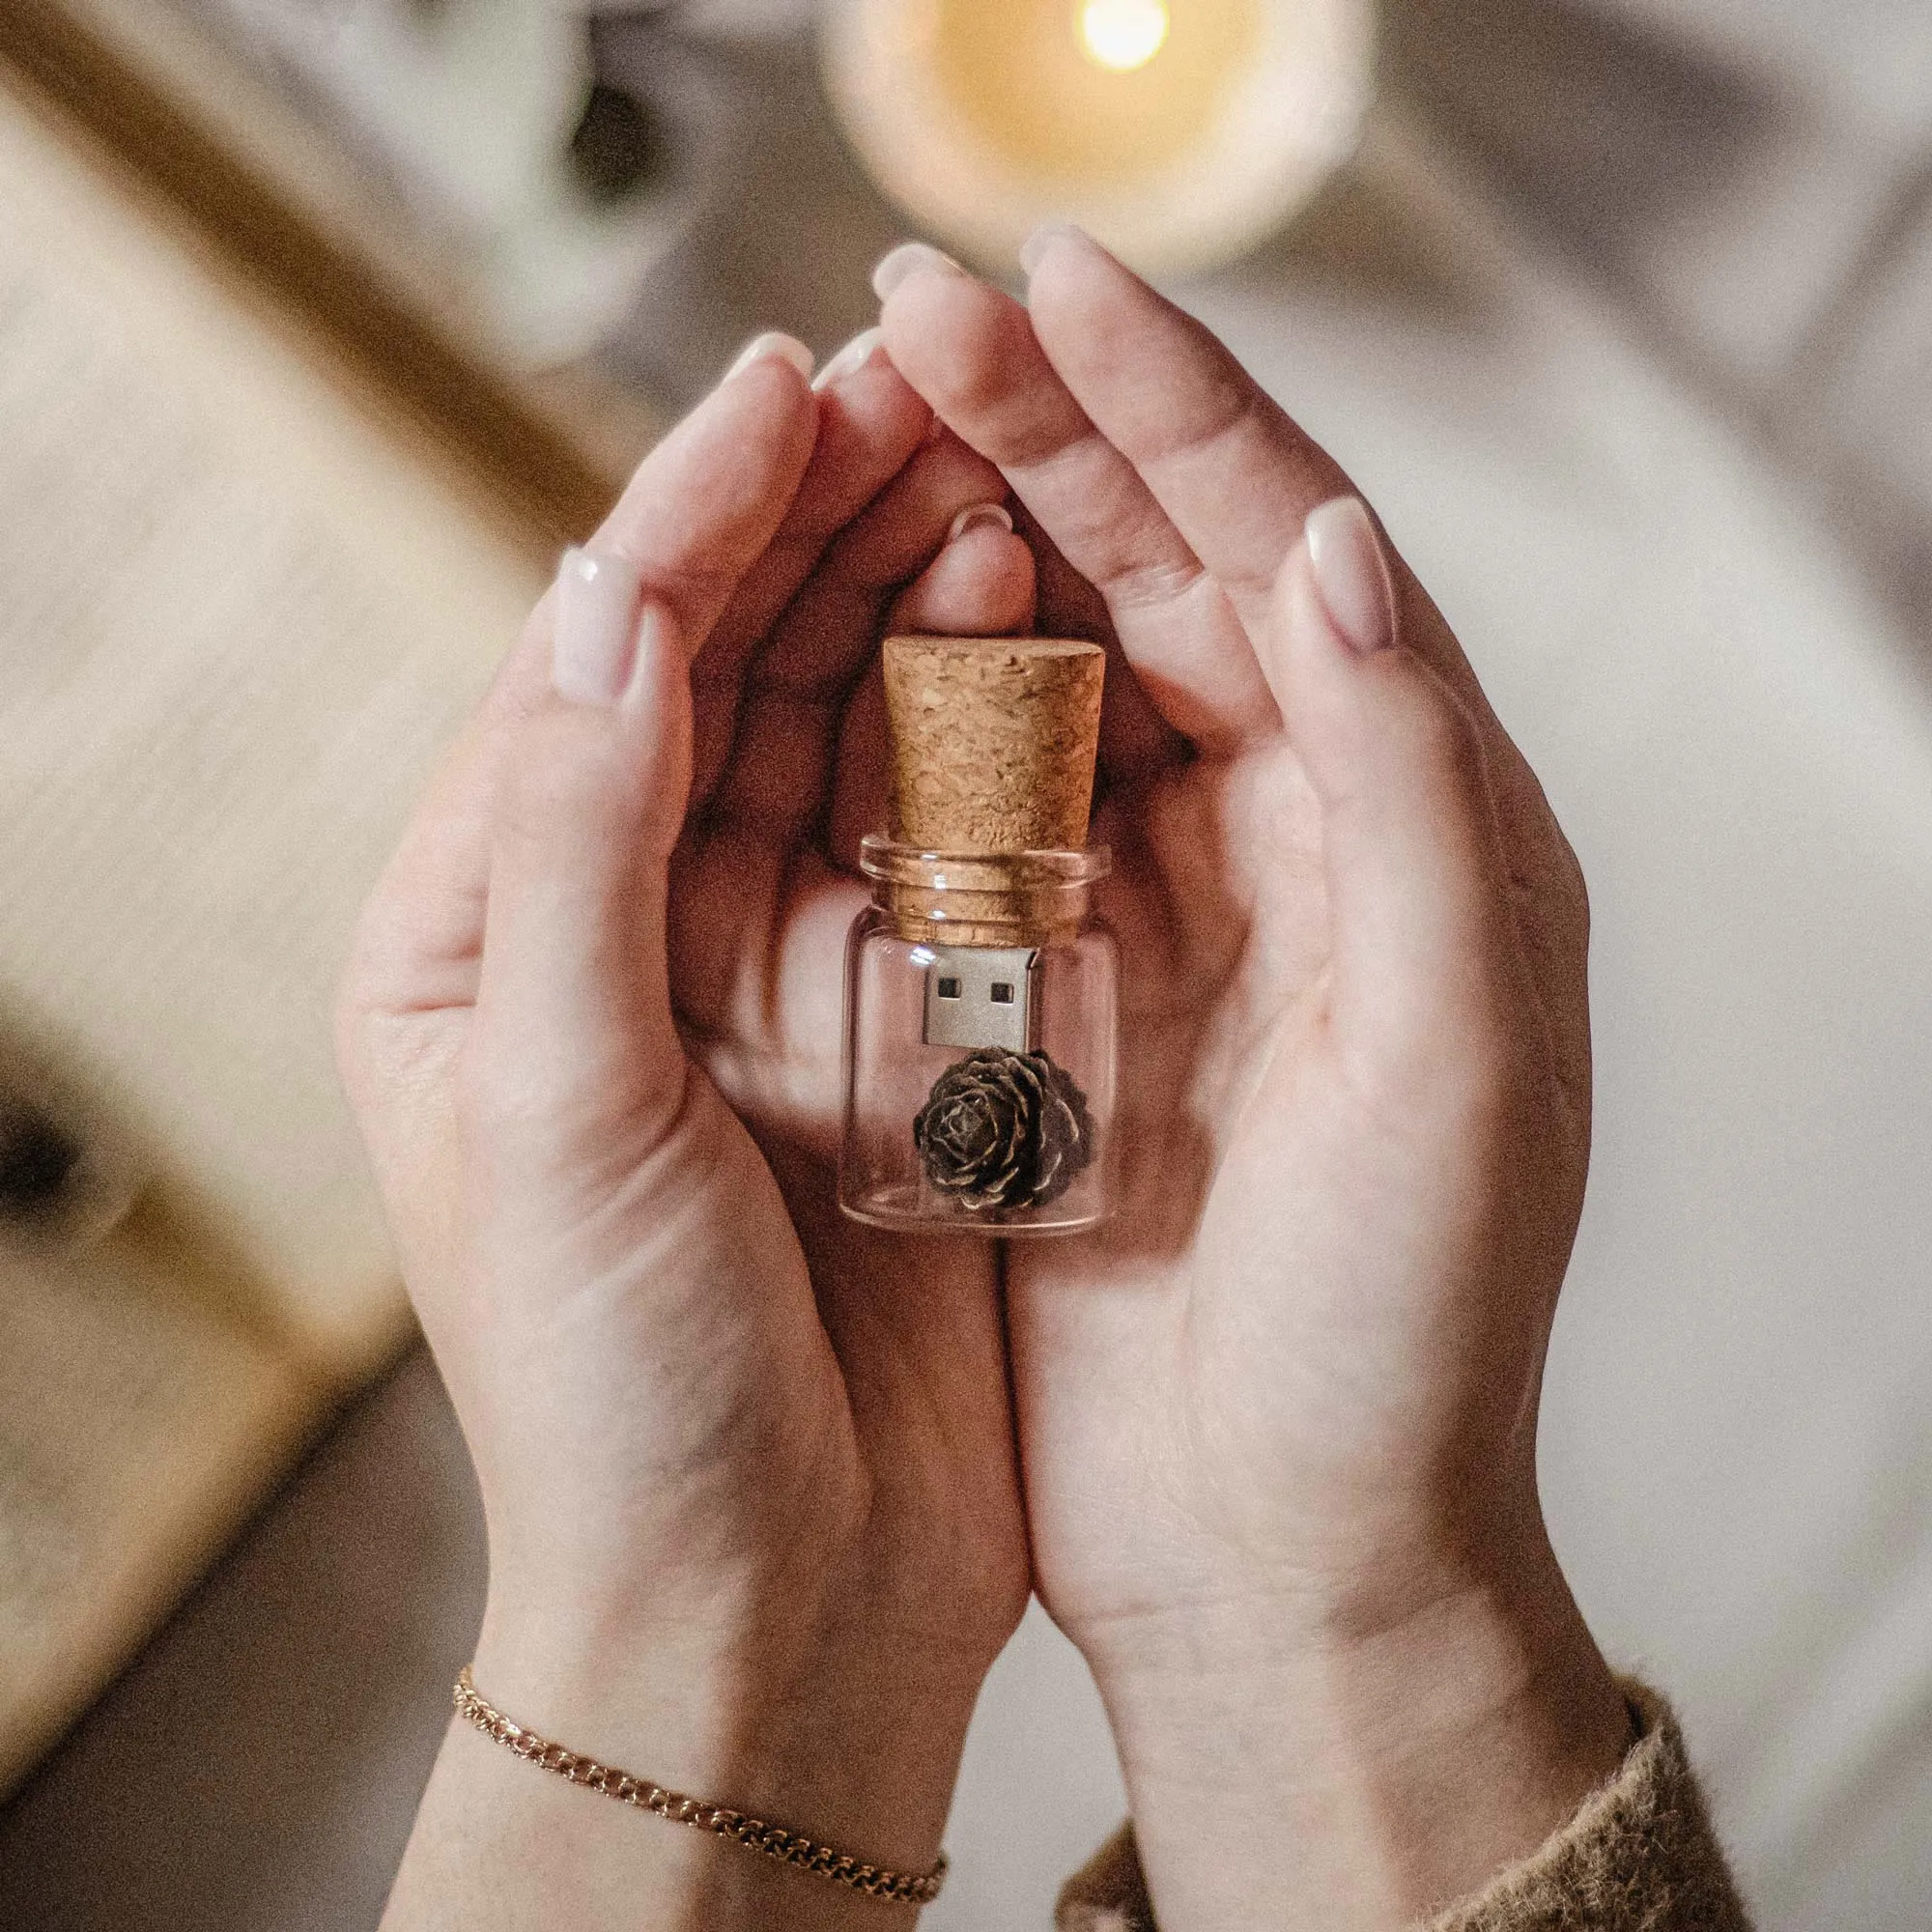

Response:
(1304, 497), (1396, 653)
(811, 325), (884, 391)
(948, 502), (1014, 542)
(725, 330), (814, 384)
(872, 241), (962, 301)
(553, 547), (643, 705)
(1019, 221), (1094, 277)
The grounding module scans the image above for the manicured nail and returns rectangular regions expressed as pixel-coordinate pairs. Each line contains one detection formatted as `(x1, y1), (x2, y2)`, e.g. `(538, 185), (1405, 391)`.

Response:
(1019, 221), (1094, 277)
(553, 547), (643, 704)
(811, 325), (884, 390)
(1304, 497), (1396, 653)
(872, 242), (962, 300)
(948, 502), (1014, 542)
(725, 330), (814, 384)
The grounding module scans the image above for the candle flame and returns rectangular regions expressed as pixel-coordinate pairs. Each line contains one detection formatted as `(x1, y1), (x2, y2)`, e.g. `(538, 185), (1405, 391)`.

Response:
(1078, 0), (1171, 72)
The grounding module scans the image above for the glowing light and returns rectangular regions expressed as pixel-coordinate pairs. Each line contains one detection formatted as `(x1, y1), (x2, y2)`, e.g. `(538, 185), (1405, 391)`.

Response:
(1078, 0), (1170, 72)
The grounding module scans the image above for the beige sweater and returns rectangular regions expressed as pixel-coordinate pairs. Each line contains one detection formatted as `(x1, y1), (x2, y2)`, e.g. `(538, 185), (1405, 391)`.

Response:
(1054, 1684), (1752, 1931)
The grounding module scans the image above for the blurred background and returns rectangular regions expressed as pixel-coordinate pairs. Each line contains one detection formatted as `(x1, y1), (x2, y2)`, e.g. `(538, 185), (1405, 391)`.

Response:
(2, 0), (1931, 1926)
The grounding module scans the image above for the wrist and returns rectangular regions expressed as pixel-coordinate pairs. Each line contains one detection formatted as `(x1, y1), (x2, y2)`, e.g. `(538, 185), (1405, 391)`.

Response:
(397, 1582), (973, 1932)
(1083, 1530), (1633, 1930)
(469, 1577), (981, 1886)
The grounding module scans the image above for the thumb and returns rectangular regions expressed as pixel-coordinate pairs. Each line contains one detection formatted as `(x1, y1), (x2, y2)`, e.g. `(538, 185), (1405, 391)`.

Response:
(470, 549), (692, 1154)
(1258, 497), (1524, 1058)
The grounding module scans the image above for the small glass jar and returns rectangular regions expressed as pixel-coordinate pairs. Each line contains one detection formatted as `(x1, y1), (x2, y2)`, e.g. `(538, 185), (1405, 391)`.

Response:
(839, 837), (1117, 1236)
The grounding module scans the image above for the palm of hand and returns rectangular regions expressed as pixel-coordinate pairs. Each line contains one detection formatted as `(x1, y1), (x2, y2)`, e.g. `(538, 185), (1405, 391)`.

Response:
(344, 349), (1036, 1674)
(1037, 668), (1589, 1641)
(1007, 632), (1374, 1639)
(661, 588), (1042, 1668)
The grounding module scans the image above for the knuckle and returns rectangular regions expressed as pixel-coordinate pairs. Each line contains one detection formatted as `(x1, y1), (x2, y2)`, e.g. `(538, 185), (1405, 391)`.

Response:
(1505, 752), (1591, 924)
(1106, 553), (1212, 615)
(1397, 677), (1486, 791)
(350, 1003), (461, 1111)
(1553, 825), (1591, 938)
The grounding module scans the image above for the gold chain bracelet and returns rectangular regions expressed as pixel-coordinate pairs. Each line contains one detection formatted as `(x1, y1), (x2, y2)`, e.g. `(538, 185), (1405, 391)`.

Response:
(452, 1665), (947, 1908)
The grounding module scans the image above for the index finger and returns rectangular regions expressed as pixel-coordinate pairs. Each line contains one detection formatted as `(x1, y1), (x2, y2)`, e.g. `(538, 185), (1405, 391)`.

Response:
(1020, 228), (1496, 716)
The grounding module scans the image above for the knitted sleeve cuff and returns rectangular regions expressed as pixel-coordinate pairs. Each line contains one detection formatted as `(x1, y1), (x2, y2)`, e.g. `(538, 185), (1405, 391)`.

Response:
(1053, 1680), (1753, 1932)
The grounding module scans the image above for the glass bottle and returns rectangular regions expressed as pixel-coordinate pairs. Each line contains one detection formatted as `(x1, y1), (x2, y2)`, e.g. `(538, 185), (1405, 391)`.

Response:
(839, 838), (1116, 1235)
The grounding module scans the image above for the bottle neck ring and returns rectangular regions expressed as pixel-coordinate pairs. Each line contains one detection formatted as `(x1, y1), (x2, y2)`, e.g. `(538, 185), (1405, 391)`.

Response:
(859, 835), (1109, 947)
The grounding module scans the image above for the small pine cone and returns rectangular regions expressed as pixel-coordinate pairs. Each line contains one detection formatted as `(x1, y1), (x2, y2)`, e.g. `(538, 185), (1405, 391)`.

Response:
(914, 1048), (1094, 1212)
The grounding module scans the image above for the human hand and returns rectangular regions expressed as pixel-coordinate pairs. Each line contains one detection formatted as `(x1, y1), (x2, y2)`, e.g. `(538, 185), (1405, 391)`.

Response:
(879, 237), (1633, 1926)
(337, 333), (1034, 1924)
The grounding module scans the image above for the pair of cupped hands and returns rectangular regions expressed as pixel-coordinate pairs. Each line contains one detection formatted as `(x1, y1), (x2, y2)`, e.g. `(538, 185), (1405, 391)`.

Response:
(342, 233), (1633, 1930)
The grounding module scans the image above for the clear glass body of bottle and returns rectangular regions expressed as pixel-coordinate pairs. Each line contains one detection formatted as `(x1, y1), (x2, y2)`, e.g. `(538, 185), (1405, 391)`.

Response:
(839, 837), (1116, 1236)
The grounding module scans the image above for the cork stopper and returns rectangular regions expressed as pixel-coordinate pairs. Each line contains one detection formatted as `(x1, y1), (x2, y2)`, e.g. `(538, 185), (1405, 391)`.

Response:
(883, 636), (1104, 853)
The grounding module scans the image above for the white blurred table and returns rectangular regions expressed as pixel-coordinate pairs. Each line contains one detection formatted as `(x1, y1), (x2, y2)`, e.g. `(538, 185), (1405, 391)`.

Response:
(6, 4), (1932, 1927)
